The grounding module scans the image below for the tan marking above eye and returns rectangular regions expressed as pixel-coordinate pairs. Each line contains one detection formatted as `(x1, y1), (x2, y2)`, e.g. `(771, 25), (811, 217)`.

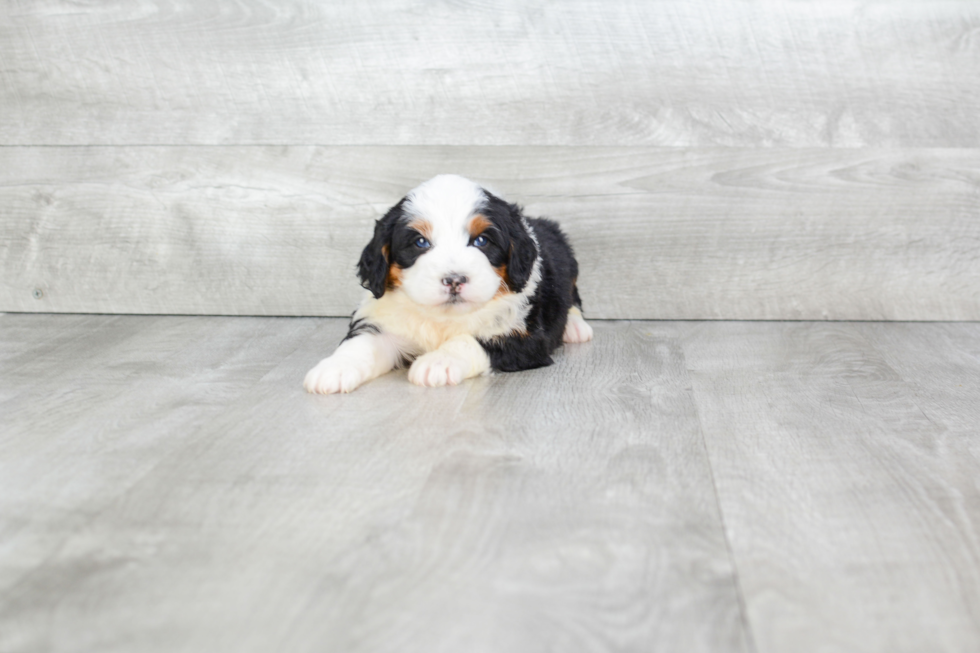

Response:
(407, 218), (433, 240)
(468, 214), (493, 238)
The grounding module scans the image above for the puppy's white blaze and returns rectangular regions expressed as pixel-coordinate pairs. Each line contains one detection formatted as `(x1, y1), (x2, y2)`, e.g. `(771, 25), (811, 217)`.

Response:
(400, 175), (503, 308)
(404, 175), (486, 229)
(400, 243), (500, 308)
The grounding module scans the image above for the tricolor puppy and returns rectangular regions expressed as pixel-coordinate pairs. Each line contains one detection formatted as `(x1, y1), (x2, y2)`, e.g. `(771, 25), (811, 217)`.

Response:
(304, 175), (592, 394)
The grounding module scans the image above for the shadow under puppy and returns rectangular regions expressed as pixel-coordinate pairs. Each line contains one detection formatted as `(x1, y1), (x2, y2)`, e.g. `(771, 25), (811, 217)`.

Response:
(304, 175), (593, 394)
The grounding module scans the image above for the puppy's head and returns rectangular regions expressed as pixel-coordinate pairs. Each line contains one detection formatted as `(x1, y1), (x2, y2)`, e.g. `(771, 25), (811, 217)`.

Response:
(358, 175), (537, 312)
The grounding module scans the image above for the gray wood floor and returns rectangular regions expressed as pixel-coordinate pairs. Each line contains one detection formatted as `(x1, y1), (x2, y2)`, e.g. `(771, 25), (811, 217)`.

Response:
(1, 314), (979, 653)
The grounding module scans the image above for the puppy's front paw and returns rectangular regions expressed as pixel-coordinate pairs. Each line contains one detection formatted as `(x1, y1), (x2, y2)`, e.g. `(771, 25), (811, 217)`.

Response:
(408, 352), (466, 387)
(304, 357), (369, 394)
(563, 311), (594, 343)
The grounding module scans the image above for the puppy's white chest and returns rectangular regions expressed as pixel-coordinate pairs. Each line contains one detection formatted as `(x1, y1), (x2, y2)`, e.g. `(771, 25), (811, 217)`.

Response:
(355, 290), (527, 354)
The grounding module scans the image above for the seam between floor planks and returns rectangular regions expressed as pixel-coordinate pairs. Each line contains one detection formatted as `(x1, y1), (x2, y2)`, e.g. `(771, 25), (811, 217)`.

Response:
(3, 315), (980, 652)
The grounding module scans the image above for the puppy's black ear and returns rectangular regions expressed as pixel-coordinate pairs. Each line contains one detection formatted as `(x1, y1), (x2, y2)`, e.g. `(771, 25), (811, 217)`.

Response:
(504, 203), (538, 293)
(357, 200), (403, 299)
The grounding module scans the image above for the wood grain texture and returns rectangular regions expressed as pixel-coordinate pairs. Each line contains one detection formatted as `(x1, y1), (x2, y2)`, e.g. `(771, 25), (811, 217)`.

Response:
(1, 0), (979, 147)
(0, 315), (320, 607)
(4, 315), (980, 651)
(2, 146), (978, 319)
(682, 322), (980, 653)
(0, 316), (748, 653)
(854, 322), (980, 437)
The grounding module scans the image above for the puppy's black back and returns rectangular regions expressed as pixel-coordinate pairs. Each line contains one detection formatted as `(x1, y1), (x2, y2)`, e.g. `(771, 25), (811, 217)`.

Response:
(478, 217), (582, 372)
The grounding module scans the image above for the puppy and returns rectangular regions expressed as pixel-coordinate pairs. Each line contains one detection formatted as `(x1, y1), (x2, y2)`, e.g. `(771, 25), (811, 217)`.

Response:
(304, 175), (592, 394)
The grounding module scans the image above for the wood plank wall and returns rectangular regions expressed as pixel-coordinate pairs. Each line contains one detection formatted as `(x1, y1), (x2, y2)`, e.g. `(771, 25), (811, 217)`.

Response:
(1, 1), (978, 319)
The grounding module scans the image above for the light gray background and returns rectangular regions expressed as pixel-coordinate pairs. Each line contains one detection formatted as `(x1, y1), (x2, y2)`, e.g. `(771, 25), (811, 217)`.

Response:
(3, 4), (980, 653)
(2, 0), (978, 318)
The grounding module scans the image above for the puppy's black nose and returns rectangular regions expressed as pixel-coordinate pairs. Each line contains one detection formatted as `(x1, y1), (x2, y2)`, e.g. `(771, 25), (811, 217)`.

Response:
(441, 273), (468, 292)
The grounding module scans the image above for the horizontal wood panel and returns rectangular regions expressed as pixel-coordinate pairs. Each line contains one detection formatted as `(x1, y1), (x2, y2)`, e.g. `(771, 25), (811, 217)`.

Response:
(1, 0), (979, 146)
(2, 146), (979, 319)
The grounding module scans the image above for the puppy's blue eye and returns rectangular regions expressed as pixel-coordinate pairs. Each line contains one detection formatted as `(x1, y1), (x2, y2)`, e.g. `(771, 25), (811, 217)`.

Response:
(414, 237), (431, 249)
(473, 235), (489, 247)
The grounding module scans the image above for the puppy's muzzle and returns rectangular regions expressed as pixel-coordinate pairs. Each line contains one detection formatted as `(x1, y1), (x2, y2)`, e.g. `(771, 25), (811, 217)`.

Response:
(441, 273), (468, 295)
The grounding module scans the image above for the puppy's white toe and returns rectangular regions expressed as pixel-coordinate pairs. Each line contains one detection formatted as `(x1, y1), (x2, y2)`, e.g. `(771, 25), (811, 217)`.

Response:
(563, 310), (594, 343)
(304, 358), (368, 394)
(408, 353), (465, 387)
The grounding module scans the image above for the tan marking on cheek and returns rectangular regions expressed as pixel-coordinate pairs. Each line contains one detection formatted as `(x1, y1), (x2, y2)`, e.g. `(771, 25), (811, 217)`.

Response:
(407, 218), (433, 240)
(494, 263), (508, 283)
(493, 264), (513, 298)
(469, 214), (493, 238)
(381, 244), (390, 262)
(387, 263), (403, 289)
